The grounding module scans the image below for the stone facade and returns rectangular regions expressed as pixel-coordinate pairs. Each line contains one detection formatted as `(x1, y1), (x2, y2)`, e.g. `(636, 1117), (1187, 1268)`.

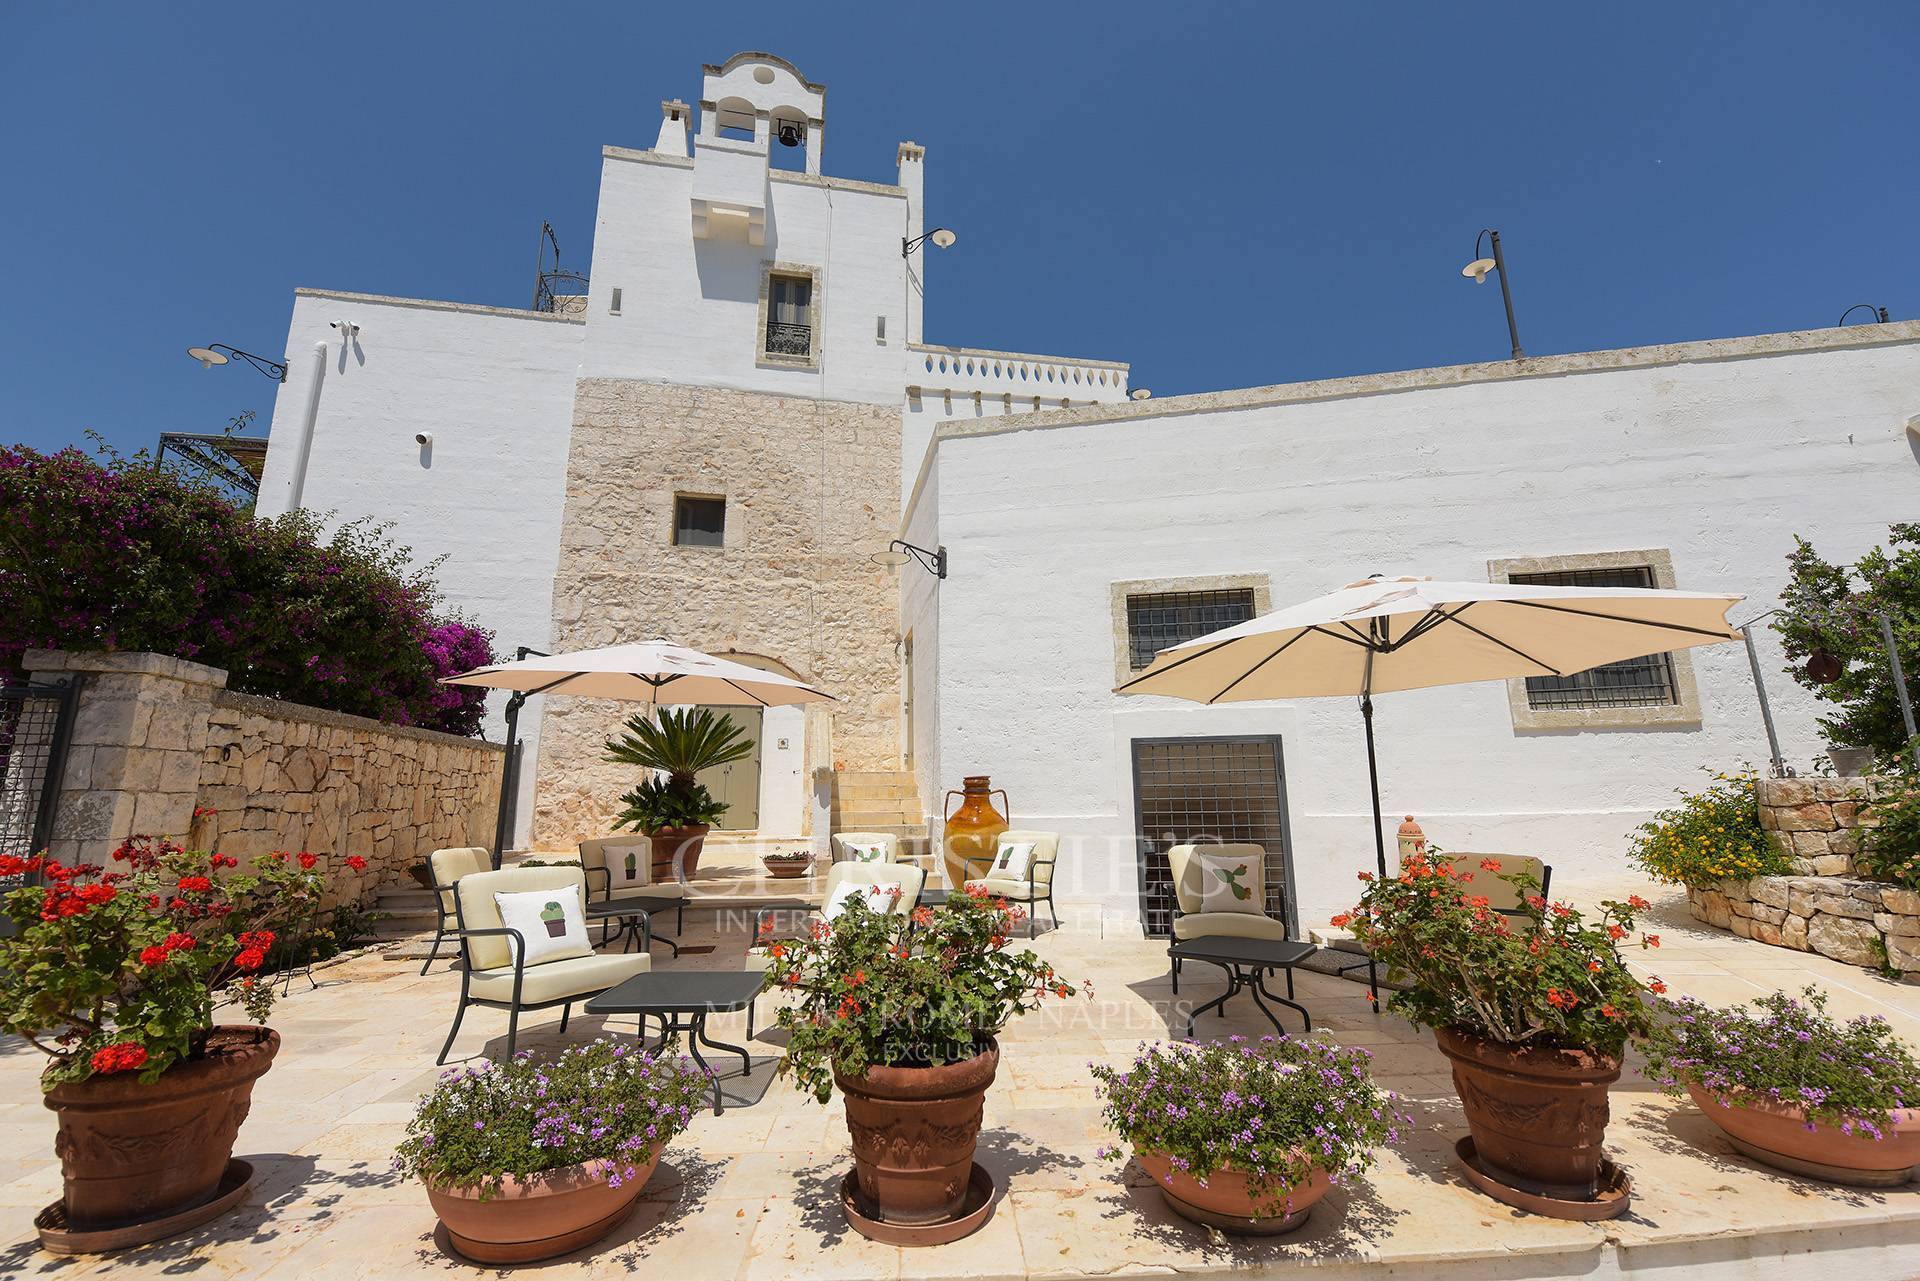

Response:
(1685, 775), (1919, 981)
(531, 378), (903, 847)
(27, 649), (504, 909)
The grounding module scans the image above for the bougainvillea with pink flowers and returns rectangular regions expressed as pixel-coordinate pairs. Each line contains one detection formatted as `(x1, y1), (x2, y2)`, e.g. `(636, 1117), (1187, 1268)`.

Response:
(0, 835), (330, 1088)
(0, 444), (494, 734)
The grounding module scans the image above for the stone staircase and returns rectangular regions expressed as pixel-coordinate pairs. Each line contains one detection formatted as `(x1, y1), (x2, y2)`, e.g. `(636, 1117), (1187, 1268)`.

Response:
(832, 770), (937, 880)
(371, 883), (443, 959)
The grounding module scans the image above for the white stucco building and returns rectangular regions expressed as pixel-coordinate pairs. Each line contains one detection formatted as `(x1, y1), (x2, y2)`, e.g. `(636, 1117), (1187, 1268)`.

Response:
(257, 50), (1920, 931)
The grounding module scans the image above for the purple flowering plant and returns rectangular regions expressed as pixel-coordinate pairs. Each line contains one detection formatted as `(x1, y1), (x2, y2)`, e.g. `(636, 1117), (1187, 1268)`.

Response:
(392, 1038), (709, 1198)
(1089, 1036), (1409, 1217)
(1641, 987), (1920, 1139)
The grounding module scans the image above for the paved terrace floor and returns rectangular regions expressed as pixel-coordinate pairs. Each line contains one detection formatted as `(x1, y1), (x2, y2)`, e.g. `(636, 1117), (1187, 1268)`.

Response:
(2, 875), (1917, 1281)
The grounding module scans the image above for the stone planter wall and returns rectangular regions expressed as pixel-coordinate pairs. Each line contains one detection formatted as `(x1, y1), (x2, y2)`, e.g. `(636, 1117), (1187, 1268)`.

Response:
(1684, 774), (1919, 981)
(26, 649), (504, 909)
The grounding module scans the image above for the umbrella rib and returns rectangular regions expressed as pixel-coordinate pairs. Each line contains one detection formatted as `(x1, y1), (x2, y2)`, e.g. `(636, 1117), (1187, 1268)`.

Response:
(1432, 612), (1565, 676)
(1205, 629), (1314, 704)
(1393, 606), (1459, 648)
(720, 678), (771, 707)
(1308, 625), (1372, 650)
(524, 672), (586, 697)
(1113, 636), (1245, 692)
(1500, 599), (1737, 641)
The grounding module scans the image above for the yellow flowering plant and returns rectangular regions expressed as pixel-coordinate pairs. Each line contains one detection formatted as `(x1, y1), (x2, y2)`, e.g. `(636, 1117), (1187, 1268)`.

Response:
(1628, 768), (1788, 889)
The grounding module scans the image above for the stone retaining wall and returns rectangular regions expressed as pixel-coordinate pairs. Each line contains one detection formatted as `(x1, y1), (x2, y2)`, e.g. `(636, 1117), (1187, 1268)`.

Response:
(1684, 774), (1918, 981)
(27, 649), (503, 909)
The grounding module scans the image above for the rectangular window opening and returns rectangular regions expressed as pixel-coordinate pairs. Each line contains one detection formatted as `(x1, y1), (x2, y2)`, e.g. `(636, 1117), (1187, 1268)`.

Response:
(1125, 588), (1257, 671)
(765, 274), (814, 359)
(1509, 565), (1678, 709)
(673, 495), (726, 548)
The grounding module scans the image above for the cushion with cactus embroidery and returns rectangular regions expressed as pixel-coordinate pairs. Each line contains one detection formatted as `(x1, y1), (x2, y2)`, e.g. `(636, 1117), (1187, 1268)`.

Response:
(605, 839), (651, 891)
(493, 887), (591, 965)
(841, 840), (889, 863)
(1194, 851), (1264, 915)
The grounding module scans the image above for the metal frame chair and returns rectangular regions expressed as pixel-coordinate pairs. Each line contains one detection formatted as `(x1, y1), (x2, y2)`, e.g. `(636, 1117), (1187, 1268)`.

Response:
(419, 847), (491, 976)
(959, 830), (1059, 938)
(436, 866), (651, 1065)
(1162, 843), (1293, 995)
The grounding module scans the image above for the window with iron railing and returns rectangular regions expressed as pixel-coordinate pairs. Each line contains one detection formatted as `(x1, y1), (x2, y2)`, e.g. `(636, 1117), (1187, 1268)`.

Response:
(1509, 565), (1678, 708)
(765, 274), (813, 360)
(1126, 588), (1257, 671)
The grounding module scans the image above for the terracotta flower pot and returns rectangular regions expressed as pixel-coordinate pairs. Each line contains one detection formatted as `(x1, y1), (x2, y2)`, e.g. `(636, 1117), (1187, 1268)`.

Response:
(1686, 1083), (1920, 1186)
(426, 1153), (658, 1264)
(1134, 1150), (1331, 1234)
(647, 825), (710, 881)
(835, 1039), (998, 1225)
(43, 1027), (279, 1233)
(1435, 1026), (1621, 1199)
(762, 855), (814, 880)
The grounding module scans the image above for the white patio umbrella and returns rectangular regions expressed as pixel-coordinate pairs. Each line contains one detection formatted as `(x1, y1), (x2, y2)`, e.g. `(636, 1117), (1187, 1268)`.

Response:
(1116, 575), (1745, 885)
(444, 639), (837, 862)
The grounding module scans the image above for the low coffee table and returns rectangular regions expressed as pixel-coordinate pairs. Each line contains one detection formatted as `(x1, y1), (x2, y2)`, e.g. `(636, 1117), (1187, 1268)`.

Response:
(584, 970), (762, 1114)
(586, 895), (683, 957)
(1167, 936), (1316, 1038)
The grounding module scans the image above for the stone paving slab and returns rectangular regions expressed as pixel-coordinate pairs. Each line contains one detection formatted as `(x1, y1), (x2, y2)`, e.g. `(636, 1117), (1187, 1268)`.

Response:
(2, 877), (1918, 1279)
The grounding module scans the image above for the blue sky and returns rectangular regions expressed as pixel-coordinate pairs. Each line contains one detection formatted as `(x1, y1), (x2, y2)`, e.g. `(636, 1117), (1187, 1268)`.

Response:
(3, 2), (1914, 458)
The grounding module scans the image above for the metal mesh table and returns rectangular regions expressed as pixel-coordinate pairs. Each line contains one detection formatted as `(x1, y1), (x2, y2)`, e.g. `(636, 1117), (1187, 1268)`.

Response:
(584, 970), (762, 1113)
(1167, 936), (1316, 1037)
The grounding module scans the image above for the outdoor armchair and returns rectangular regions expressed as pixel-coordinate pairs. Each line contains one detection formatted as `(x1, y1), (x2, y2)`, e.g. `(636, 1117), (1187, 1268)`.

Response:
(1164, 843), (1292, 991)
(745, 859), (926, 1039)
(578, 835), (688, 942)
(419, 846), (491, 976)
(436, 864), (651, 1064)
(960, 829), (1060, 938)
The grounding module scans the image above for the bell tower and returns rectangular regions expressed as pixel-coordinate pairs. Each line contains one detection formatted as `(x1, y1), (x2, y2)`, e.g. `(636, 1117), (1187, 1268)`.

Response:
(690, 52), (826, 246)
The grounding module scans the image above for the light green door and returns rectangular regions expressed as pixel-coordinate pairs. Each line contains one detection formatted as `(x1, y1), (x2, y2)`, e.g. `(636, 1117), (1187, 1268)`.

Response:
(695, 706), (761, 831)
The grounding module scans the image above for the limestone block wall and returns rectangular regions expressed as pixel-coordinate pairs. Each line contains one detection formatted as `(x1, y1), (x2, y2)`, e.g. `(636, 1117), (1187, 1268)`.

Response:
(532, 378), (902, 847)
(26, 649), (503, 909)
(1686, 774), (1918, 980)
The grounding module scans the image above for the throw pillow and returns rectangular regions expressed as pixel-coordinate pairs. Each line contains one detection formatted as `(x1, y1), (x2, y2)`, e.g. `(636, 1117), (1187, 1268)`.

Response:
(822, 879), (905, 921)
(990, 840), (1036, 881)
(606, 840), (650, 892)
(841, 840), (889, 863)
(1194, 851), (1264, 915)
(493, 886), (591, 966)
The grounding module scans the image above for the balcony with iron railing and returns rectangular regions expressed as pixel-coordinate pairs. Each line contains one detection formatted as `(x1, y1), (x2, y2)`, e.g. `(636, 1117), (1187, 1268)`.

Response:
(765, 320), (813, 358)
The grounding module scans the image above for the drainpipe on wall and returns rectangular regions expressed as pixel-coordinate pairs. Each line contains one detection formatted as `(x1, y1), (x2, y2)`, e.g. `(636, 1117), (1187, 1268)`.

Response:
(284, 341), (328, 512)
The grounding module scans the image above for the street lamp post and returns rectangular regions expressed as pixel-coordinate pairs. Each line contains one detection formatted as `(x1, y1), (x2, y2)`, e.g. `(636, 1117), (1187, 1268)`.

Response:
(1460, 229), (1524, 359)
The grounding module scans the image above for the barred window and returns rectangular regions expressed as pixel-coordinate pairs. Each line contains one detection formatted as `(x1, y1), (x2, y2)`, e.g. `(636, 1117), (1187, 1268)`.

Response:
(1126, 588), (1256, 671)
(1509, 565), (1678, 709)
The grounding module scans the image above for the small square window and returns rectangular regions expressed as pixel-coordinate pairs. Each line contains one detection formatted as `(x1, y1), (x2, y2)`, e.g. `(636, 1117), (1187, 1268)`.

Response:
(1125, 589), (1257, 670)
(673, 496), (725, 548)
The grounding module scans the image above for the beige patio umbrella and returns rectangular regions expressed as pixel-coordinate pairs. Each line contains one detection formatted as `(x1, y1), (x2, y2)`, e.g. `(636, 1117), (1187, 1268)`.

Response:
(444, 639), (837, 862)
(1116, 573), (1743, 893)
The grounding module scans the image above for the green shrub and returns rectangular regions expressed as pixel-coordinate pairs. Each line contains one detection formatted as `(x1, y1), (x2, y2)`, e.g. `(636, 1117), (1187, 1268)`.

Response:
(1861, 779), (1920, 889)
(1628, 769), (1788, 888)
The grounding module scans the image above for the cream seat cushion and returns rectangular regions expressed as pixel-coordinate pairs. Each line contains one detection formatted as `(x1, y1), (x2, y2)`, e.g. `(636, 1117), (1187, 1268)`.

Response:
(964, 877), (1038, 899)
(468, 950), (651, 1004)
(576, 837), (689, 901)
(428, 847), (491, 915)
(456, 865), (595, 972)
(832, 832), (899, 864)
(987, 831), (1059, 886)
(1172, 912), (1291, 942)
(1439, 853), (1546, 912)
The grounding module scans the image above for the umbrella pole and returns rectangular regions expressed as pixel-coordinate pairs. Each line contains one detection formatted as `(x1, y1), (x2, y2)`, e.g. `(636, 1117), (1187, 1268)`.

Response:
(1361, 693), (1387, 1014)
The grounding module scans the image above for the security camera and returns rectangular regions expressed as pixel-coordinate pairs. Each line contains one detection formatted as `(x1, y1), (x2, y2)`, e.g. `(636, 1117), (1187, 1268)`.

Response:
(330, 319), (359, 337)
(415, 431), (433, 447)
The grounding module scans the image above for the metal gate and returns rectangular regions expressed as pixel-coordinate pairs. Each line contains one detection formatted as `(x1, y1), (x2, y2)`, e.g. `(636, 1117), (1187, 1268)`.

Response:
(0, 680), (76, 886)
(1130, 735), (1297, 939)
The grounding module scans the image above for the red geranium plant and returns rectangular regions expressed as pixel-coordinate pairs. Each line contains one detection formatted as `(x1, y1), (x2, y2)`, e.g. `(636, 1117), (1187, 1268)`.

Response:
(1337, 854), (1662, 1055)
(0, 835), (328, 1089)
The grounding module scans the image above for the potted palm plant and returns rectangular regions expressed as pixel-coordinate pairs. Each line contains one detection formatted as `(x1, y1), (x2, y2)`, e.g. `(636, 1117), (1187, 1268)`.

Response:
(604, 707), (754, 879)
(1339, 855), (1660, 1220)
(762, 886), (1077, 1244)
(0, 836), (329, 1250)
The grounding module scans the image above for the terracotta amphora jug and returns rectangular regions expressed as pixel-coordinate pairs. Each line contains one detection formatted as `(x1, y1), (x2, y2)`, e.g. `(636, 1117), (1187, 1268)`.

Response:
(942, 776), (1009, 890)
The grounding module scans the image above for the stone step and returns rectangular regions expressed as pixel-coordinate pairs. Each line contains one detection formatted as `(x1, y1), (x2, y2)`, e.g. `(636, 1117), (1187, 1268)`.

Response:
(832, 780), (919, 803)
(832, 808), (924, 827)
(833, 770), (918, 787)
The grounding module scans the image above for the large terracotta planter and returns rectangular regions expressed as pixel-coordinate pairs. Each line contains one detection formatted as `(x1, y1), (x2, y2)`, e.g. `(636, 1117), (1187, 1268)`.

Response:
(835, 1038), (998, 1225)
(426, 1153), (657, 1263)
(44, 1026), (279, 1233)
(942, 776), (1009, 892)
(647, 824), (710, 881)
(1135, 1150), (1330, 1234)
(1435, 1026), (1620, 1199)
(1686, 1083), (1920, 1186)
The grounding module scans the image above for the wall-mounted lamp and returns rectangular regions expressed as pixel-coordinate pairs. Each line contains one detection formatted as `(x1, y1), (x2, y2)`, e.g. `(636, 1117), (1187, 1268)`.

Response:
(1459, 228), (1524, 360)
(902, 228), (958, 257)
(1130, 388), (1153, 401)
(871, 539), (946, 579)
(186, 343), (287, 382)
(1839, 304), (1893, 327)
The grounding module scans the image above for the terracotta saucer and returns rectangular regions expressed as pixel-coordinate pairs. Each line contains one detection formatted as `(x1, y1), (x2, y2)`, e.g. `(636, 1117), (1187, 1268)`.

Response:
(1454, 1137), (1631, 1221)
(36, 1158), (255, 1255)
(840, 1163), (996, 1246)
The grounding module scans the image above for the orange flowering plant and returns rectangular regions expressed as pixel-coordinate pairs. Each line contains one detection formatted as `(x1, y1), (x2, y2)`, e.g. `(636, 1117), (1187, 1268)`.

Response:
(0, 835), (331, 1089)
(761, 885), (1080, 1102)
(1336, 855), (1662, 1055)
